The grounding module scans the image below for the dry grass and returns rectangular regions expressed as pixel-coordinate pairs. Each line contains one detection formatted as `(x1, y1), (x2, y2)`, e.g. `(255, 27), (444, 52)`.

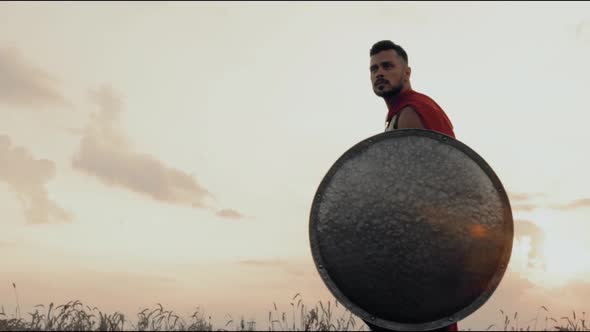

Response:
(1, 285), (589, 331)
(0, 285), (359, 331)
(480, 307), (589, 332)
(0, 300), (214, 331)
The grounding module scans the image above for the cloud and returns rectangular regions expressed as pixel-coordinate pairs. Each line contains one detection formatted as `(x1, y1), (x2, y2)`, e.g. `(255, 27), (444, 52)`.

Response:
(0, 135), (72, 224)
(553, 198), (590, 211)
(72, 85), (241, 215)
(73, 136), (212, 207)
(511, 204), (538, 212)
(239, 259), (283, 267)
(508, 192), (545, 202)
(514, 219), (546, 268)
(496, 273), (538, 297)
(507, 192), (590, 212)
(0, 46), (69, 108)
(508, 192), (546, 211)
(216, 208), (245, 220)
(238, 259), (308, 277)
(508, 192), (533, 202)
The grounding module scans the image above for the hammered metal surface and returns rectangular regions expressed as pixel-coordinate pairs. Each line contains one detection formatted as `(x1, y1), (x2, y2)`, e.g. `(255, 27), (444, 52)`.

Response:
(310, 130), (513, 330)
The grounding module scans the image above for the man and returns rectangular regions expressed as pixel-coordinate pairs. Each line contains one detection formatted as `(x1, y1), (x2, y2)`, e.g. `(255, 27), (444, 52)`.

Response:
(363, 40), (459, 332)
(370, 40), (455, 138)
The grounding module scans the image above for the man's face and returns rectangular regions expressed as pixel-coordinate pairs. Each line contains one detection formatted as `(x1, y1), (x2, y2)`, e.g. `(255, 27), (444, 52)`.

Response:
(370, 50), (410, 98)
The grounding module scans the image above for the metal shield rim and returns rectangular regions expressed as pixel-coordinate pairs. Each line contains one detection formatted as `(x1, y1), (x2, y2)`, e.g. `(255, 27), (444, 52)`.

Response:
(309, 129), (514, 331)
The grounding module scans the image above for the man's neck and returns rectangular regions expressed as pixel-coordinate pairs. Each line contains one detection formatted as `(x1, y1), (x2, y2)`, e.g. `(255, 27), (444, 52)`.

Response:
(384, 85), (413, 109)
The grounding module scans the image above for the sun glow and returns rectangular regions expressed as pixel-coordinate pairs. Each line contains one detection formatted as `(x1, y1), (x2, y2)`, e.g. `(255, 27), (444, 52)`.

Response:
(538, 231), (587, 285)
(511, 236), (533, 272)
(514, 209), (590, 288)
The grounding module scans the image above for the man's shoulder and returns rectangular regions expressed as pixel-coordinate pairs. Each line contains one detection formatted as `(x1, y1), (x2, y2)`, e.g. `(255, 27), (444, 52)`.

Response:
(406, 90), (437, 103)
(404, 90), (445, 112)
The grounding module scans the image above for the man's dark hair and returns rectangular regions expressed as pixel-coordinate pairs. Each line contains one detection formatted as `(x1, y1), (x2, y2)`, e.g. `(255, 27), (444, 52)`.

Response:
(370, 40), (408, 64)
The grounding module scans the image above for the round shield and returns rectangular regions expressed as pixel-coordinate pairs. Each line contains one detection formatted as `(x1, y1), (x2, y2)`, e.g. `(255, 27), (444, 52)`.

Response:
(309, 129), (513, 331)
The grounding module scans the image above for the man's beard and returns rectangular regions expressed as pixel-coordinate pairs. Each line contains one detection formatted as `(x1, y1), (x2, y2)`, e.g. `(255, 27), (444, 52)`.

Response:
(374, 79), (404, 98)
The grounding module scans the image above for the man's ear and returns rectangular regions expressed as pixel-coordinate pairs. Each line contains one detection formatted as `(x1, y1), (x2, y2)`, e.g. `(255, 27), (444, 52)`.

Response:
(405, 66), (412, 82)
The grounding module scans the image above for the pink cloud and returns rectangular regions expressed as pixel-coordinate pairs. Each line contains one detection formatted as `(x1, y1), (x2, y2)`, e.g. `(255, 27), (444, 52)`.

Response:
(0, 46), (69, 108)
(0, 135), (72, 224)
(216, 208), (244, 220)
(72, 85), (244, 217)
(556, 198), (590, 211)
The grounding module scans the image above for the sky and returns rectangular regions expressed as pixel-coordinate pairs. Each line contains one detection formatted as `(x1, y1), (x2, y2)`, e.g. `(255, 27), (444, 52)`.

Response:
(1, 1), (589, 330)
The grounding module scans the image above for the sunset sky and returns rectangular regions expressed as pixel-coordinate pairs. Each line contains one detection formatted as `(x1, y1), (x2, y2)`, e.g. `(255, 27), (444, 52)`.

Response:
(1, 1), (590, 330)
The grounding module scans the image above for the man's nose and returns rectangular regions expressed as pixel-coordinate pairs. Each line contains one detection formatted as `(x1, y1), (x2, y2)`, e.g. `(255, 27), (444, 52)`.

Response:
(375, 68), (384, 78)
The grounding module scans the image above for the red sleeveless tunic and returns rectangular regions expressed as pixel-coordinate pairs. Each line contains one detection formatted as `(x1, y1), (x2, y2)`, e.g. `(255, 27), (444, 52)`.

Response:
(385, 89), (455, 139)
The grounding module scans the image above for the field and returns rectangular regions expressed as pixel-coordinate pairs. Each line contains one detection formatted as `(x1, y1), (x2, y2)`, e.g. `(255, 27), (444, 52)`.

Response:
(1, 286), (588, 331)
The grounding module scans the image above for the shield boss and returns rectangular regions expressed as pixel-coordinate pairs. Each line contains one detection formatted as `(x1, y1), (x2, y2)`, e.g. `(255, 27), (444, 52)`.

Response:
(309, 129), (513, 331)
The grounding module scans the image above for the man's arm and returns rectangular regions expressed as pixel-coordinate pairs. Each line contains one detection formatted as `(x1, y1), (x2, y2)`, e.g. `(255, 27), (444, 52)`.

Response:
(386, 106), (425, 131)
(397, 106), (424, 129)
